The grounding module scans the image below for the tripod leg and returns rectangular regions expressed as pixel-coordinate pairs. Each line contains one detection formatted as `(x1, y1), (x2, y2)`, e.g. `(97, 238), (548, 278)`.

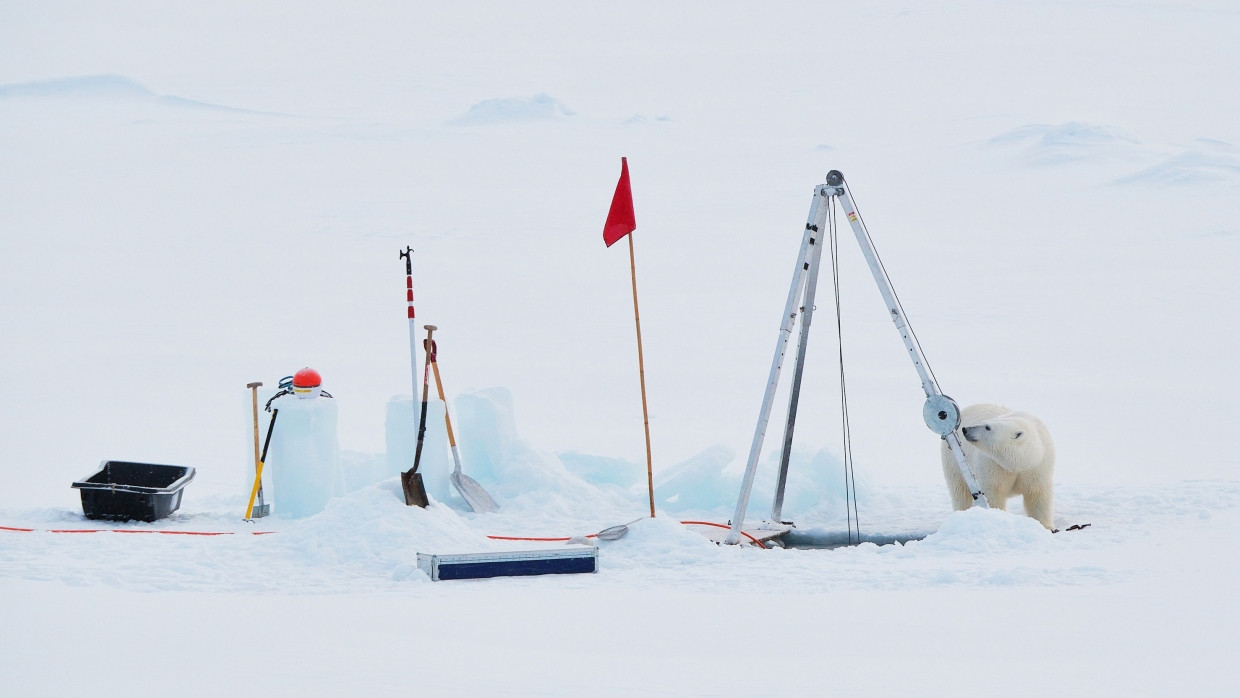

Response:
(727, 185), (833, 544)
(771, 204), (828, 522)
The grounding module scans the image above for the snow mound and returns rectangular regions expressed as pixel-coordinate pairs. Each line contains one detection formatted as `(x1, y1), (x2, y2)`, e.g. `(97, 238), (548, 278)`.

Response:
(274, 479), (500, 582)
(985, 121), (1144, 165)
(1115, 138), (1240, 185)
(451, 93), (576, 125)
(0, 73), (262, 113)
(378, 386), (872, 528)
(599, 515), (720, 570)
(620, 114), (671, 125)
(0, 74), (154, 100)
(913, 507), (1055, 554)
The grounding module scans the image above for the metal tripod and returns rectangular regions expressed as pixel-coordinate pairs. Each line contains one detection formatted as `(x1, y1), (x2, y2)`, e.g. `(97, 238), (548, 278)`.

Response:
(725, 171), (989, 545)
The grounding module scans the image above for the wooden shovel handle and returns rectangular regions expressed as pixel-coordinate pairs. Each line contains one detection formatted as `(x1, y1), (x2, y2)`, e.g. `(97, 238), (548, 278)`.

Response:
(430, 357), (457, 448)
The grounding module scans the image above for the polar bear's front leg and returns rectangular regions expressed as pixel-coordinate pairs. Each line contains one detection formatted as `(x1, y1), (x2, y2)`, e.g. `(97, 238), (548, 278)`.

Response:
(972, 457), (1014, 512)
(988, 495), (1008, 511)
(944, 472), (974, 511)
(941, 444), (977, 511)
(1022, 491), (1055, 530)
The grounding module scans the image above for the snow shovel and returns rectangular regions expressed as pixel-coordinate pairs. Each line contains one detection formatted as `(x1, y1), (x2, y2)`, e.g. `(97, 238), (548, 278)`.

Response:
(576, 519), (640, 543)
(401, 325), (435, 507)
(573, 518), (643, 543)
(427, 337), (498, 513)
(486, 519), (637, 544)
(245, 408), (279, 520)
(594, 520), (636, 541)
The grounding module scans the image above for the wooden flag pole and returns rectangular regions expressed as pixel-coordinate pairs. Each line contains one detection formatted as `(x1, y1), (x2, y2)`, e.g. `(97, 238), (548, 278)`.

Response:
(627, 233), (657, 518)
(603, 157), (654, 518)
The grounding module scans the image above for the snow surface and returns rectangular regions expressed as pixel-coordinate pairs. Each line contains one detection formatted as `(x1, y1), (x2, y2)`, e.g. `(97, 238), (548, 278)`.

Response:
(2, 1), (1239, 695)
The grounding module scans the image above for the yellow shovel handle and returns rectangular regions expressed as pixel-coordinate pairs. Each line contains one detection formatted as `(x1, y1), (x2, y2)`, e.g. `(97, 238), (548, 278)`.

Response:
(244, 460), (266, 520)
(244, 408), (279, 520)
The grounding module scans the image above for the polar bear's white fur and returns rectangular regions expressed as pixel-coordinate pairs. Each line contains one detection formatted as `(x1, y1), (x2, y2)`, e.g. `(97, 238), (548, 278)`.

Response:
(940, 403), (1055, 529)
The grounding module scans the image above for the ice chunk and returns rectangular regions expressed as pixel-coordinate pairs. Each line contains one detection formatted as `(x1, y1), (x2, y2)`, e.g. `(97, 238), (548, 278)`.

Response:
(559, 451), (644, 489)
(451, 94), (575, 125)
(340, 450), (389, 493)
(653, 445), (735, 511)
(453, 388), (518, 484)
(454, 387), (591, 500)
(266, 395), (345, 518)
(651, 444), (871, 521)
(385, 397), (452, 504)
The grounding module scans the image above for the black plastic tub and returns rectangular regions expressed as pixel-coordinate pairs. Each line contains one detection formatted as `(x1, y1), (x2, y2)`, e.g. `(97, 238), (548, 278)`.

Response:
(72, 461), (196, 522)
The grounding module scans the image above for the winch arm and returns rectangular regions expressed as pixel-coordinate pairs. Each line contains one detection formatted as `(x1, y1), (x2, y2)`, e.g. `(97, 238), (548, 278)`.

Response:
(825, 170), (988, 506)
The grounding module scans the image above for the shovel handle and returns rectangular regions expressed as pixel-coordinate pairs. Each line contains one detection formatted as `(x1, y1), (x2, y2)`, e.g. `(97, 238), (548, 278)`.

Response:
(411, 327), (436, 475)
(422, 325), (437, 359)
(260, 408), (279, 463)
(245, 409), (279, 520)
(429, 355), (457, 448)
(248, 382), (262, 472)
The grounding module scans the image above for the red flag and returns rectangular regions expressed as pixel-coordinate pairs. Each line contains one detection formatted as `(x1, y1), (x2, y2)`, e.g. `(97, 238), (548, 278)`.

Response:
(603, 157), (636, 247)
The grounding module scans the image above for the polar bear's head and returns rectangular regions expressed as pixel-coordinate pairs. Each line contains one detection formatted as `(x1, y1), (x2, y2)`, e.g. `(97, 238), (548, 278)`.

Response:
(961, 413), (1046, 472)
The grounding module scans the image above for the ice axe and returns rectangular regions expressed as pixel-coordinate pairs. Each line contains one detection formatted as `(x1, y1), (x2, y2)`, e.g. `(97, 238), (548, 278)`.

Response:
(427, 336), (499, 513)
(399, 246), (419, 404)
(400, 325), (435, 507)
(245, 408), (279, 520)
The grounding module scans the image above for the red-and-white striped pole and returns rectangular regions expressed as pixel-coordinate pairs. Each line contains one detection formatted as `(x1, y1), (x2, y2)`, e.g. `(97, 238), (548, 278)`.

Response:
(400, 247), (418, 404)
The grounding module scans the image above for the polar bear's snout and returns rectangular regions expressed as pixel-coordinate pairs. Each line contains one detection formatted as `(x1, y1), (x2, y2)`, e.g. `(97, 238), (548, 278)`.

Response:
(962, 424), (996, 442)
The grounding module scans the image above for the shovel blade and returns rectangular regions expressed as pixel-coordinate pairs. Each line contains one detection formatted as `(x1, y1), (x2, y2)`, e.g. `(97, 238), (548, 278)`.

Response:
(401, 470), (430, 507)
(451, 471), (499, 513)
(594, 523), (630, 541)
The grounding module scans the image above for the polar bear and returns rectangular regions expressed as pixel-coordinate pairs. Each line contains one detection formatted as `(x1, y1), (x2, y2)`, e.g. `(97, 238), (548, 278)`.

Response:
(940, 403), (1055, 529)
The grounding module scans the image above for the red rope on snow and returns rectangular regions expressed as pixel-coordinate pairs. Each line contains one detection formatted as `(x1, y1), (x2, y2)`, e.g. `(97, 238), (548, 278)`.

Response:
(678, 520), (767, 547)
(487, 520), (769, 547)
(5, 521), (765, 545)
(1, 525), (276, 535)
(486, 534), (583, 542)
